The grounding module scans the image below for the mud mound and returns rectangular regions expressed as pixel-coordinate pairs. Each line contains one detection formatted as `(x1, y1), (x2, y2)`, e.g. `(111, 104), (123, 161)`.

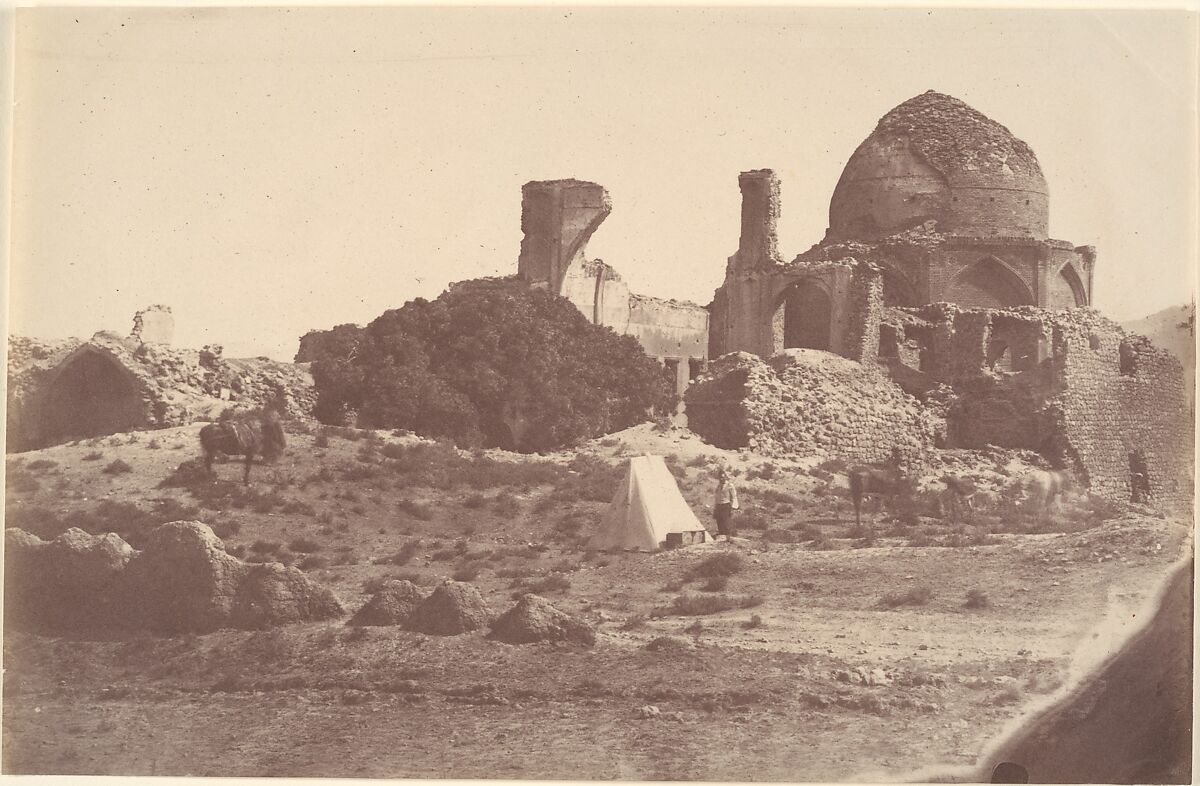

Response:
(231, 561), (345, 630)
(5, 521), (344, 634)
(121, 521), (343, 633)
(489, 594), (595, 646)
(406, 581), (492, 635)
(121, 521), (247, 632)
(349, 580), (425, 627)
(4, 527), (135, 632)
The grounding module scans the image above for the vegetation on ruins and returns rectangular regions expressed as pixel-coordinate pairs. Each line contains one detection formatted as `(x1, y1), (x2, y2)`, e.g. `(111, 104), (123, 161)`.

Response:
(306, 286), (673, 451)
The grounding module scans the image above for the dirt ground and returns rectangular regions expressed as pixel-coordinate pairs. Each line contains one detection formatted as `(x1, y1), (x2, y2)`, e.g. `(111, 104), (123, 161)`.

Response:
(1, 422), (1192, 780)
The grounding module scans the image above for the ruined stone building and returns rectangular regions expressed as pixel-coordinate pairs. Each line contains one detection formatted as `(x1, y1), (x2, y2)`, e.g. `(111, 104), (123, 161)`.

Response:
(687, 91), (1192, 510)
(516, 179), (710, 396)
(7, 307), (316, 452)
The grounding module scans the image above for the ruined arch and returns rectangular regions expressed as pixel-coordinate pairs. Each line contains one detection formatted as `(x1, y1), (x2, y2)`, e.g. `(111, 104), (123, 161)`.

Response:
(947, 256), (1034, 308)
(774, 279), (832, 351)
(40, 346), (150, 445)
(1047, 261), (1088, 309)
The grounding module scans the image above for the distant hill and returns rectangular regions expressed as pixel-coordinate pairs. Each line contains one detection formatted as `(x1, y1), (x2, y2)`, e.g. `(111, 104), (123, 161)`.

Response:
(1122, 304), (1195, 369)
(1122, 304), (1194, 407)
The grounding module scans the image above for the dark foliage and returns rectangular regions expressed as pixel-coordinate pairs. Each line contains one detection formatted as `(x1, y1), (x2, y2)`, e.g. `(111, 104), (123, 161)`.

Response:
(306, 286), (673, 451)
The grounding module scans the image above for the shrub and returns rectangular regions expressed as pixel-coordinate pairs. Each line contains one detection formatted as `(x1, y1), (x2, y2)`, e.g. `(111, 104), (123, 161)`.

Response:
(527, 574), (571, 594)
(742, 614), (764, 629)
(452, 563), (483, 582)
(7, 469), (40, 493)
(397, 499), (435, 521)
(299, 555), (330, 571)
(102, 459), (134, 475)
(700, 575), (729, 592)
(374, 540), (423, 566)
(683, 620), (705, 635)
(736, 508), (770, 530)
(880, 586), (934, 608)
(666, 593), (764, 616)
(82, 451), (105, 462)
(250, 540), (282, 554)
(763, 528), (799, 543)
(492, 492), (520, 517)
(288, 537), (322, 553)
(209, 518), (242, 540)
(313, 432), (330, 448)
(309, 287), (673, 451)
(685, 553), (744, 582)
(462, 493), (486, 509)
(26, 459), (59, 472)
(964, 589), (991, 609)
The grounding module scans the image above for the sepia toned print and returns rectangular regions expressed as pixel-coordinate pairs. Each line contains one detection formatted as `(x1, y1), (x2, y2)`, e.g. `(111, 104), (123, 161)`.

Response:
(3, 6), (1194, 783)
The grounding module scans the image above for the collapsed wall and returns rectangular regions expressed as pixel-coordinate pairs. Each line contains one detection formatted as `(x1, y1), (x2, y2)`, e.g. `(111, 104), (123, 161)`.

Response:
(685, 349), (941, 466)
(8, 319), (317, 452)
(880, 305), (1193, 509)
(516, 179), (709, 395)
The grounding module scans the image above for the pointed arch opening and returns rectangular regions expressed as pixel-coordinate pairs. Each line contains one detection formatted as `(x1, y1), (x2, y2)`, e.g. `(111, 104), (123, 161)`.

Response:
(947, 257), (1034, 308)
(1047, 262), (1088, 309)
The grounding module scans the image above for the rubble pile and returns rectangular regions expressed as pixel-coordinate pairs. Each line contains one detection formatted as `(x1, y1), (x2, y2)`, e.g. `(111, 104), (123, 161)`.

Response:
(7, 317), (317, 452)
(686, 349), (940, 466)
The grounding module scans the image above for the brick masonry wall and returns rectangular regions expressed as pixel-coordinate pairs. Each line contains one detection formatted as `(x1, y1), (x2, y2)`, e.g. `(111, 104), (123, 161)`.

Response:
(1053, 318), (1193, 509)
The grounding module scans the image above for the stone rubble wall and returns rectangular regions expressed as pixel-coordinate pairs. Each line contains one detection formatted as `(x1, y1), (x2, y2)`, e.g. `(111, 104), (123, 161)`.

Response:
(7, 328), (317, 452)
(685, 349), (940, 466)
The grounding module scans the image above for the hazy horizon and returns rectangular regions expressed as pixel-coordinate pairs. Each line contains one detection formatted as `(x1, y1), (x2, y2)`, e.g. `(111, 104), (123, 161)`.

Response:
(9, 7), (1198, 361)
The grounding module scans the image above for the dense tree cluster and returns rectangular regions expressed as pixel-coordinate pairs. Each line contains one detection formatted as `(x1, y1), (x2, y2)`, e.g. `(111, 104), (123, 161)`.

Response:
(304, 285), (673, 451)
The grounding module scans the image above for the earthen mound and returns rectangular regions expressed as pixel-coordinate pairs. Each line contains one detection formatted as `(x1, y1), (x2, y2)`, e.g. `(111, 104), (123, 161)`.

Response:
(4, 527), (135, 631)
(231, 561), (345, 630)
(120, 521), (247, 632)
(489, 594), (595, 646)
(120, 521), (343, 632)
(406, 581), (492, 635)
(349, 580), (425, 627)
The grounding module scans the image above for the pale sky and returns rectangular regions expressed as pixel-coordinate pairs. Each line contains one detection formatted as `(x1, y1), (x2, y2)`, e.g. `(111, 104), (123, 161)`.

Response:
(8, 6), (1198, 361)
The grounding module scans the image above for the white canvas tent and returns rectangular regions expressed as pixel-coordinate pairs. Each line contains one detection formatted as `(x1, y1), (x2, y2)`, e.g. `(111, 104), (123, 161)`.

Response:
(588, 455), (712, 551)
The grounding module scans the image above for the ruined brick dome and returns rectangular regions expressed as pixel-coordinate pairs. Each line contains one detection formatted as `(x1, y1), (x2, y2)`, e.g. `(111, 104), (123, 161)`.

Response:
(828, 91), (1049, 241)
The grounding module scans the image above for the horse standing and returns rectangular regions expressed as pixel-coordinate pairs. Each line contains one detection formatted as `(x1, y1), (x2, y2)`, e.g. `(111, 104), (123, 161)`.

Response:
(848, 464), (907, 528)
(199, 411), (286, 484)
(1022, 469), (1071, 514)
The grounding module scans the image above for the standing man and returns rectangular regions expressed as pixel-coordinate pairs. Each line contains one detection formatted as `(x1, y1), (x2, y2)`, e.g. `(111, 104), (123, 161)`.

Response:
(713, 465), (739, 542)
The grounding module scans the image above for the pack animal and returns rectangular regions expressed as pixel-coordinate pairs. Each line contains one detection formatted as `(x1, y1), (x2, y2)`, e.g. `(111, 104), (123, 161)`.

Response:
(848, 464), (908, 528)
(940, 475), (977, 522)
(199, 411), (286, 484)
(1023, 469), (1071, 513)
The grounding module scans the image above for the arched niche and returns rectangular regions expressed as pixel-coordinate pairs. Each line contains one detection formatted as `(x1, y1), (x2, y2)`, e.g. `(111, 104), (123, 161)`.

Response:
(1046, 262), (1088, 309)
(40, 347), (149, 444)
(947, 257), (1035, 308)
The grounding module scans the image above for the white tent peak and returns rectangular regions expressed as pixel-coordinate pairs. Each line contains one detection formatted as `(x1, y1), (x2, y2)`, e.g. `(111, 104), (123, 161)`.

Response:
(588, 454), (712, 551)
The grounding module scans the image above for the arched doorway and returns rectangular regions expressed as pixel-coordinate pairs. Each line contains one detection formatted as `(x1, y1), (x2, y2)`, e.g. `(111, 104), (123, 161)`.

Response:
(40, 349), (148, 444)
(780, 281), (832, 351)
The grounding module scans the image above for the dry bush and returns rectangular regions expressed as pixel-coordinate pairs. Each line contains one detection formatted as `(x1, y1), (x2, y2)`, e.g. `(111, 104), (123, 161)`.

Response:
(685, 553), (744, 582)
(964, 589), (990, 609)
(880, 586), (933, 608)
(526, 574), (571, 594)
(397, 498), (435, 521)
(102, 458), (134, 475)
(663, 593), (764, 616)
